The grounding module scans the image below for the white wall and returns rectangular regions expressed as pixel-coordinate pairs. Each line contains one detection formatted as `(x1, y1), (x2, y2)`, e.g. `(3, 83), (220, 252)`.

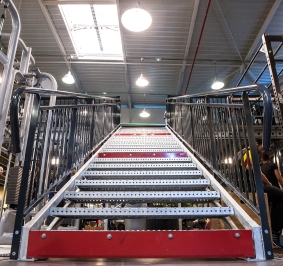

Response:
(121, 108), (166, 125)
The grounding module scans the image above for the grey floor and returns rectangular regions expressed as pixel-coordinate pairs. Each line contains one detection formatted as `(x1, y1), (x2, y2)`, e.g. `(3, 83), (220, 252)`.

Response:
(1, 245), (283, 266)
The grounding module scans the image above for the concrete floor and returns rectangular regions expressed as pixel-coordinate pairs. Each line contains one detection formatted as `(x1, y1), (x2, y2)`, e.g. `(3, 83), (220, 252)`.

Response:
(0, 246), (283, 266)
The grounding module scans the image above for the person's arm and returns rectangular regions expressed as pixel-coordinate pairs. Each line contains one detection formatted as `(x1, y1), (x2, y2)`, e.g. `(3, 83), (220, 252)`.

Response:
(261, 172), (272, 186)
(274, 169), (283, 187)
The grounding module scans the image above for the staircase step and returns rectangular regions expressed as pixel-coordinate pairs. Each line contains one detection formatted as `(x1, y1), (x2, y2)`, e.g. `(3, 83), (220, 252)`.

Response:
(87, 163), (196, 170)
(92, 157), (192, 163)
(50, 207), (234, 219)
(98, 152), (188, 158)
(108, 141), (178, 145)
(83, 170), (202, 179)
(101, 148), (184, 152)
(64, 191), (219, 203)
(103, 143), (182, 151)
(75, 179), (210, 191)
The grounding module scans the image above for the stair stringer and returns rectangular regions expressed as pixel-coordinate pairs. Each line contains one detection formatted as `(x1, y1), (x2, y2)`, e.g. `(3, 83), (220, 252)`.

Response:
(167, 126), (266, 261)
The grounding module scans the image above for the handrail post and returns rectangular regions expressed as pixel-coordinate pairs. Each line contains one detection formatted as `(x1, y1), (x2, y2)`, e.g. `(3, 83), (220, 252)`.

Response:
(206, 96), (217, 169)
(89, 99), (95, 149)
(243, 92), (273, 259)
(10, 94), (40, 260)
(66, 98), (78, 170)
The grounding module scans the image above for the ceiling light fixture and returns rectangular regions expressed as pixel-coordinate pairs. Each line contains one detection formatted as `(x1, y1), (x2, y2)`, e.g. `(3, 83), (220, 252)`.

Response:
(136, 74), (149, 87)
(140, 94), (150, 118)
(121, 1), (152, 32)
(140, 109), (150, 117)
(136, 58), (149, 87)
(211, 60), (224, 90)
(62, 56), (75, 84)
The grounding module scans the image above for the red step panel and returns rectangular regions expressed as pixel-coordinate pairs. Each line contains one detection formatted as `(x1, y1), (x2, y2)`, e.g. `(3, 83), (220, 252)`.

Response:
(98, 152), (188, 158)
(115, 133), (171, 136)
(27, 230), (254, 259)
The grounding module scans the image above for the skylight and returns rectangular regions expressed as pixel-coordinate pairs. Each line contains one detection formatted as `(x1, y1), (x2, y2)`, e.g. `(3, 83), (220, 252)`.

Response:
(59, 4), (123, 60)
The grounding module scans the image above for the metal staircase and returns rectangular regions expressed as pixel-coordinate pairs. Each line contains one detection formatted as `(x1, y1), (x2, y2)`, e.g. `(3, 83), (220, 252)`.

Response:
(17, 126), (263, 260)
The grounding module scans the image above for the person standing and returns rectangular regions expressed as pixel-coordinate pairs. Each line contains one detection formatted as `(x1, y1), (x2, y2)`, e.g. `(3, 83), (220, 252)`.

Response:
(261, 152), (283, 189)
(260, 153), (283, 248)
(241, 140), (283, 247)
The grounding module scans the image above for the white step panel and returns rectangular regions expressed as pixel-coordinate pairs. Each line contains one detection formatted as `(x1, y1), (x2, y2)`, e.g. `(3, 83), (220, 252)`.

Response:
(50, 207), (234, 219)
(92, 158), (192, 163)
(83, 170), (202, 177)
(75, 179), (210, 190)
(101, 148), (184, 152)
(64, 191), (219, 203)
(87, 163), (196, 169)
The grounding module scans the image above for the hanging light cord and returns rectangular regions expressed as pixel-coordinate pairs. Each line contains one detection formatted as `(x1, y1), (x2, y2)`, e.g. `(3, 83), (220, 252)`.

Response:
(214, 60), (217, 80)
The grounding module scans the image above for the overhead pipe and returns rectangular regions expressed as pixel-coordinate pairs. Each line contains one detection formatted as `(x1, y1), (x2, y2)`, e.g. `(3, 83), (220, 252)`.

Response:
(184, 0), (212, 94)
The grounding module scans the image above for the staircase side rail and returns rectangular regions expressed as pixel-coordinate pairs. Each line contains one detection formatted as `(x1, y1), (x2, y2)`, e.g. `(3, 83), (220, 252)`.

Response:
(15, 139), (114, 260)
(166, 84), (272, 214)
(167, 84), (272, 150)
(168, 129), (268, 260)
(166, 84), (273, 259)
(9, 87), (121, 260)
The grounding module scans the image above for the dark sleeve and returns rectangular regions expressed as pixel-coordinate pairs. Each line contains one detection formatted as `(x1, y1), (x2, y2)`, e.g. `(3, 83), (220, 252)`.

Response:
(270, 163), (278, 170)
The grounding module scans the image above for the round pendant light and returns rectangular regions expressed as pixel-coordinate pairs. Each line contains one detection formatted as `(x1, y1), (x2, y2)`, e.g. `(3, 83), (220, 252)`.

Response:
(211, 60), (224, 90)
(136, 74), (149, 87)
(211, 80), (224, 90)
(140, 108), (150, 118)
(121, 2), (152, 32)
(62, 71), (75, 84)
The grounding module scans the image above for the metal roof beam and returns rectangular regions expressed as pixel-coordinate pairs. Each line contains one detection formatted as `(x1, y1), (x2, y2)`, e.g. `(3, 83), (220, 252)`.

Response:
(176, 0), (200, 95)
(245, 0), (282, 61)
(35, 60), (270, 68)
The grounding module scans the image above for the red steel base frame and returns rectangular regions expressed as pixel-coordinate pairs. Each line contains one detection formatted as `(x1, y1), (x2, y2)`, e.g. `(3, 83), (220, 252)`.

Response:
(27, 230), (255, 259)
(98, 152), (188, 158)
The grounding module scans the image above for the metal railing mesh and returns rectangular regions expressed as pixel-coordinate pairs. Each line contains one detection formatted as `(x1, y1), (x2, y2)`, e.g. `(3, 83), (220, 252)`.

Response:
(10, 88), (120, 215)
(166, 85), (273, 213)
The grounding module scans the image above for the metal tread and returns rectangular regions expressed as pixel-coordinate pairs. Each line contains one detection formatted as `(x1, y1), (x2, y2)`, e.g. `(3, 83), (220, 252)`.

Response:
(50, 207), (234, 219)
(108, 140), (177, 144)
(101, 148), (184, 152)
(64, 191), (219, 203)
(75, 179), (210, 191)
(105, 145), (181, 149)
(92, 158), (192, 162)
(83, 170), (202, 178)
(87, 163), (196, 169)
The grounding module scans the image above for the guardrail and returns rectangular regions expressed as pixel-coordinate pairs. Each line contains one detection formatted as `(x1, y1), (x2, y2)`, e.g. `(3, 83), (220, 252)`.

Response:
(166, 84), (273, 258)
(9, 87), (120, 259)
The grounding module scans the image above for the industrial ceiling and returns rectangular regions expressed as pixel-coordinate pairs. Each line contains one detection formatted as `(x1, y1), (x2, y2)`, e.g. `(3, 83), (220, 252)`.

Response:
(1, 0), (283, 108)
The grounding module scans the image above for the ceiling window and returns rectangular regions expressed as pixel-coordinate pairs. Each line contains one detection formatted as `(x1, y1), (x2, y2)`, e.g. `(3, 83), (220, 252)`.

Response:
(59, 4), (123, 60)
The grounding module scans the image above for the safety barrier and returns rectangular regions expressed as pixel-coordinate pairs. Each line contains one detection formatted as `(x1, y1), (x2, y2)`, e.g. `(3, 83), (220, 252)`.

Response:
(166, 84), (274, 258)
(9, 88), (120, 259)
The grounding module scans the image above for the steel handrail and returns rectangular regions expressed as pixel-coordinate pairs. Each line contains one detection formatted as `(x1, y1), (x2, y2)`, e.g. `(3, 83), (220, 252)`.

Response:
(166, 84), (273, 151)
(10, 87), (120, 153)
